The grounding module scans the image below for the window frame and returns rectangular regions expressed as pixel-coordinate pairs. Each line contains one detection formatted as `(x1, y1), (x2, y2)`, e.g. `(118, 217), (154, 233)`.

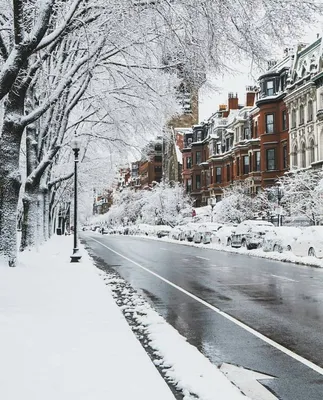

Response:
(266, 148), (276, 171)
(196, 151), (201, 165)
(216, 167), (222, 183)
(243, 155), (250, 175)
(265, 113), (274, 133)
(282, 110), (287, 131)
(196, 175), (201, 190)
(255, 151), (261, 171)
(266, 80), (274, 96)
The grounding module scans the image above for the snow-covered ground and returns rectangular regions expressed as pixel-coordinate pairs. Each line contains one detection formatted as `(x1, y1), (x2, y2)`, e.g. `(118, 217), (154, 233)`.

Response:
(0, 235), (248, 400)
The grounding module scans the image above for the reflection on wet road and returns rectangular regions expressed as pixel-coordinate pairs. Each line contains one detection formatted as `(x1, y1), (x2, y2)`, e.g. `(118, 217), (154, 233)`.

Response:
(82, 234), (323, 400)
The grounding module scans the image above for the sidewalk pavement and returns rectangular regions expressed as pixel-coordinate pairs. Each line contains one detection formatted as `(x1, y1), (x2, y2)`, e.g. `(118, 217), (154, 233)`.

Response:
(0, 235), (175, 400)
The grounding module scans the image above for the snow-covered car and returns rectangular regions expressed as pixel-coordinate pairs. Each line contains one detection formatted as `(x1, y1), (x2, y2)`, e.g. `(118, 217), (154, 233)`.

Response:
(289, 226), (323, 258)
(262, 227), (302, 253)
(156, 225), (172, 238)
(178, 225), (191, 241)
(170, 226), (182, 240)
(231, 220), (275, 249)
(193, 227), (212, 244)
(212, 225), (237, 246)
(185, 223), (203, 242)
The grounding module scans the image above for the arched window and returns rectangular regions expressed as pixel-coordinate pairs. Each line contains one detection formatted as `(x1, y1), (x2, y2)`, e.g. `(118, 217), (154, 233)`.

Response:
(308, 100), (313, 122)
(301, 142), (306, 168)
(309, 139), (315, 164)
(293, 145), (298, 168)
(299, 104), (305, 125)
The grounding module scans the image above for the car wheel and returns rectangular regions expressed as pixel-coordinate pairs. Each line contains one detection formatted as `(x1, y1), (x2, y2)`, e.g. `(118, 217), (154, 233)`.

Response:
(308, 247), (316, 257)
(286, 245), (291, 251)
(273, 244), (280, 253)
(241, 239), (247, 248)
(227, 238), (232, 247)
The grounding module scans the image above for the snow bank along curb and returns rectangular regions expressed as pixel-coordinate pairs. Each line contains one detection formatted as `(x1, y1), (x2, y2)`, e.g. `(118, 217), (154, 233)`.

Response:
(130, 233), (323, 269)
(99, 267), (249, 400)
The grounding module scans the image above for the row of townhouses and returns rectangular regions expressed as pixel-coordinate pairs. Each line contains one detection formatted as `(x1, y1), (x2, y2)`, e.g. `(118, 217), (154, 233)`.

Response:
(182, 38), (323, 207)
(94, 36), (323, 213)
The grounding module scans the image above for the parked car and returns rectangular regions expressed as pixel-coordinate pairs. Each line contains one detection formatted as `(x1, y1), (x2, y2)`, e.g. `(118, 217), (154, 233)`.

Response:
(212, 225), (237, 246)
(289, 226), (323, 258)
(185, 223), (204, 242)
(170, 226), (183, 240)
(193, 227), (212, 244)
(178, 225), (191, 241)
(156, 225), (172, 238)
(231, 220), (275, 249)
(262, 227), (302, 253)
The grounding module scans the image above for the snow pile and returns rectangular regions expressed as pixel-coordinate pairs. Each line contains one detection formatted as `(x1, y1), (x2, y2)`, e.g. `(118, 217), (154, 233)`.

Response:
(104, 273), (248, 400)
(139, 233), (323, 268)
(0, 236), (175, 400)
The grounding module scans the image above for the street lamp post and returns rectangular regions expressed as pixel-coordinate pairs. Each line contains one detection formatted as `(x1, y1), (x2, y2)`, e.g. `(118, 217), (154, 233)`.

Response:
(209, 195), (216, 222)
(70, 136), (82, 263)
(276, 185), (283, 227)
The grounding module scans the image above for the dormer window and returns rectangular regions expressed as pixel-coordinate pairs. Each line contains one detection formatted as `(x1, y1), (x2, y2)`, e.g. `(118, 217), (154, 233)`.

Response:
(196, 131), (202, 141)
(266, 80), (274, 96)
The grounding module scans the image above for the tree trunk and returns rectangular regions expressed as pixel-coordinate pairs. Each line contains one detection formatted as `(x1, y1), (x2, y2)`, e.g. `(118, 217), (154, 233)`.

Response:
(0, 120), (23, 266)
(20, 184), (41, 251)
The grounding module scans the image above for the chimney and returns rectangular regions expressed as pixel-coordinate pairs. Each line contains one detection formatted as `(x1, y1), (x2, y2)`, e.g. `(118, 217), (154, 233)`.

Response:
(228, 92), (239, 110)
(245, 86), (256, 107)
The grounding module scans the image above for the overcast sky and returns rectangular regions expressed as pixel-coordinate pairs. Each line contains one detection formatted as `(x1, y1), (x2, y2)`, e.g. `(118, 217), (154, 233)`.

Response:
(198, 25), (323, 123)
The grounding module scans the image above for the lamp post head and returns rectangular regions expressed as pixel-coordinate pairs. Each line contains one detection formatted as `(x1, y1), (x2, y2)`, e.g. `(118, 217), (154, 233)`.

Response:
(71, 137), (81, 152)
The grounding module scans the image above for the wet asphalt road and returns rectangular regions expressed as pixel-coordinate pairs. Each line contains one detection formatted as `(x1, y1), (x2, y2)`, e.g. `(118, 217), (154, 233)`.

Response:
(82, 233), (323, 400)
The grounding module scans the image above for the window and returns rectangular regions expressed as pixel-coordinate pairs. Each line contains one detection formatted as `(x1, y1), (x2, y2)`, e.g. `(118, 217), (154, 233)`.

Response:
(309, 139), (315, 164)
(266, 148), (276, 170)
(293, 145), (298, 168)
(236, 157), (240, 176)
(265, 114), (274, 133)
(253, 121), (258, 138)
(299, 104), (304, 125)
(196, 131), (202, 141)
(244, 128), (250, 140)
(243, 155), (249, 174)
(308, 100), (313, 122)
(283, 145), (288, 169)
(186, 178), (192, 193)
(226, 165), (230, 182)
(282, 110), (287, 130)
(291, 109), (296, 128)
(216, 167), (222, 183)
(154, 166), (162, 173)
(225, 137), (230, 151)
(300, 142), (306, 168)
(196, 175), (201, 189)
(266, 80), (274, 96)
(196, 151), (201, 165)
(255, 152), (261, 171)
(187, 137), (192, 146)
(154, 155), (162, 162)
(186, 156), (192, 169)
(216, 143), (221, 154)
(155, 144), (162, 151)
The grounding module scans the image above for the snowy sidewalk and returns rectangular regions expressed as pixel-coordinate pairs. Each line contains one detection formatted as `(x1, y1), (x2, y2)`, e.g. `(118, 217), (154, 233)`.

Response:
(0, 236), (175, 400)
